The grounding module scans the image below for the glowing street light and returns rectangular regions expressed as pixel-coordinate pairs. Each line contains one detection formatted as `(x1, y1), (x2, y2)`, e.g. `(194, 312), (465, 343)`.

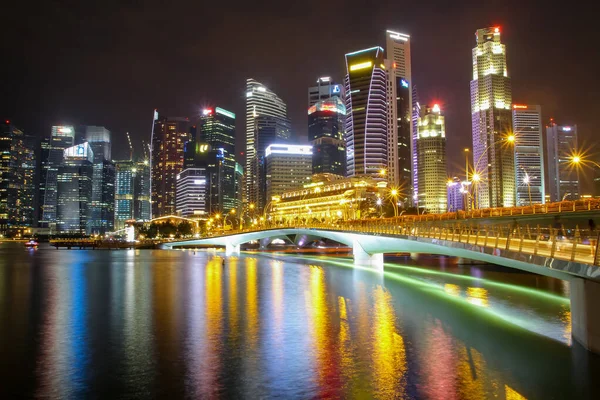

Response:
(523, 173), (533, 206)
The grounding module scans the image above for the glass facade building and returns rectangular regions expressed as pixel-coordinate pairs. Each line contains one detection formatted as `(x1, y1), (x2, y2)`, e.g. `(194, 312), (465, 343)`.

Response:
(547, 123), (579, 201)
(198, 107), (238, 214)
(40, 126), (75, 231)
(308, 97), (346, 177)
(344, 47), (388, 178)
(85, 126), (114, 234)
(385, 30), (413, 195)
(56, 143), (94, 234)
(114, 159), (151, 230)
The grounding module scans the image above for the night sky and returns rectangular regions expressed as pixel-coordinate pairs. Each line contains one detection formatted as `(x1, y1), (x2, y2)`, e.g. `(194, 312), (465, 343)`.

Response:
(2, 1), (598, 181)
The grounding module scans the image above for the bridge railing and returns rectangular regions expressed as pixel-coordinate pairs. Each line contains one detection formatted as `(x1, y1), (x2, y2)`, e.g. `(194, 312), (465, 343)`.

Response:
(203, 220), (600, 266)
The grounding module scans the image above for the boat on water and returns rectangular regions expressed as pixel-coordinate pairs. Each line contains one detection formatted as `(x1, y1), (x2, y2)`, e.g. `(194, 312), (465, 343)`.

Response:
(24, 240), (38, 248)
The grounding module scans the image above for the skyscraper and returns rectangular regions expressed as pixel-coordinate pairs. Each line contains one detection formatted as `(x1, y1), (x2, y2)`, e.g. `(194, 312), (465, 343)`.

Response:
(265, 144), (312, 203)
(417, 104), (447, 213)
(344, 47), (388, 178)
(198, 107), (238, 214)
(114, 158), (151, 230)
(470, 27), (515, 208)
(85, 126), (114, 234)
(245, 78), (288, 207)
(308, 97), (346, 176)
(547, 122), (579, 201)
(385, 30), (412, 194)
(0, 121), (37, 235)
(40, 125), (75, 231)
(411, 85), (421, 201)
(308, 77), (343, 107)
(151, 115), (189, 218)
(512, 105), (545, 206)
(56, 142), (94, 234)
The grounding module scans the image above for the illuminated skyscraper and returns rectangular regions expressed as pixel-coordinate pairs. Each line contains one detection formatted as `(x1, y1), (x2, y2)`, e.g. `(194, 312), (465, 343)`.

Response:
(198, 107), (238, 214)
(0, 121), (37, 235)
(470, 27), (514, 208)
(85, 126), (114, 234)
(417, 104), (447, 213)
(411, 85), (421, 201)
(512, 105), (545, 205)
(114, 158), (151, 230)
(308, 97), (346, 176)
(245, 79), (288, 206)
(40, 125), (75, 231)
(344, 46), (388, 178)
(56, 142), (94, 234)
(151, 115), (189, 217)
(308, 77), (343, 107)
(547, 122), (579, 201)
(385, 30), (412, 197)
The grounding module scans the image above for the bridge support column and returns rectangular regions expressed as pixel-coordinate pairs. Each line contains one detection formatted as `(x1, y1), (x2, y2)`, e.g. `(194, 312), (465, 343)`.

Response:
(571, 278), (600, 354)
(225, 243), (240, 256)
(352, 240), (383, 270)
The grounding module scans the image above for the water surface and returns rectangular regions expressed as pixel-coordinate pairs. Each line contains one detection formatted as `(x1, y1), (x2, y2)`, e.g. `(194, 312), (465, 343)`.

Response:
(0, 243), (598, 399)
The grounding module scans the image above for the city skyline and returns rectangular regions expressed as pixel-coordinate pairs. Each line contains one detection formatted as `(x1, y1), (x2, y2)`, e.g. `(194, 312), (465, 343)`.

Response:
(2, 3), (597, 187)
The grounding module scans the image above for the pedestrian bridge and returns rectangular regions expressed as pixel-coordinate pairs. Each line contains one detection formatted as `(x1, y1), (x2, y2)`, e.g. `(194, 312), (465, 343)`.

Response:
(165, 221), (600, 355)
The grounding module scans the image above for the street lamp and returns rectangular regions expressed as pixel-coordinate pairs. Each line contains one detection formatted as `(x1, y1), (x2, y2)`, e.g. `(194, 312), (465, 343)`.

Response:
(472, 173), (481, 210)
(389, 188), (399, 217)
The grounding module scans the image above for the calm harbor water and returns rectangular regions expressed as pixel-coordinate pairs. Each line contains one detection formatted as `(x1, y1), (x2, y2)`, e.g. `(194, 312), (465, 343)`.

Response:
(1, 242), (599, 399)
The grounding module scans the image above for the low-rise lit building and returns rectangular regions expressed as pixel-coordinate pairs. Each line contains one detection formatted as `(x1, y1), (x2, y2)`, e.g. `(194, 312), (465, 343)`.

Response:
(265, 144), (312, 203)
(271, 174), (387, 223)
(447, 177), (470, 212)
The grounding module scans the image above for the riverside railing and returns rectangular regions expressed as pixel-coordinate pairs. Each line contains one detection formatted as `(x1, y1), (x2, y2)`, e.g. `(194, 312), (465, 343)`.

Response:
(204, 220), (600, 267)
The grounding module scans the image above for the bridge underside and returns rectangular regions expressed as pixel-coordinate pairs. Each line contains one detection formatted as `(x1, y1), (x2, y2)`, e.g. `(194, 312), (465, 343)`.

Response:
(166, 228), (600, 355)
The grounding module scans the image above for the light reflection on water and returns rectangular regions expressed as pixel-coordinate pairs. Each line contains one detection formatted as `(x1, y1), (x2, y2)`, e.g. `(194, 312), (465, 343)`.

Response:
(0, 244), (599, 399)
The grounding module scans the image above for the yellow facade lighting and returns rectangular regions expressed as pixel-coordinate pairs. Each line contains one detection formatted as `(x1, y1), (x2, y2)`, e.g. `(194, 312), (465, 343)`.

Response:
(349, 61), (373, 72)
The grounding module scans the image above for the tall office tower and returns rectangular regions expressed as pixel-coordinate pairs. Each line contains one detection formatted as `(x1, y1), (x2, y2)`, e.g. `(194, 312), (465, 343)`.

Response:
(447, 177), (468, 212)
(84, 126), (114, 234)
(546, 122), (579, 201)
(113, 158), (150, 229)
(416, 104), (447, 213)
(56, 143), (94, 234)
(308, 97), (347, 176)
(265, 144), (312, 203)
(151, 116), (189, 218)
(40, 125), (75, 230)
(512, 105), (545, 206)
(411, 85), (420, 201)
(385, 30), (412, 195)
(134, 159), (151, 222)
(114, 160), (136, 230)
(308, 76), (344, 107)
(245, 78), (288, 206)
(344, 47), (388, 178)
(470, 27), (514, 208)
(0, 121), (37, 234)
(198, 107), (237, 214)
(252, 115), (291, 209)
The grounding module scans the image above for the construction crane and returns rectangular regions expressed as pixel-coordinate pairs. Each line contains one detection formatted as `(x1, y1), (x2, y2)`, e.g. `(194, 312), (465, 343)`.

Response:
(126, 132), (133, 161)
